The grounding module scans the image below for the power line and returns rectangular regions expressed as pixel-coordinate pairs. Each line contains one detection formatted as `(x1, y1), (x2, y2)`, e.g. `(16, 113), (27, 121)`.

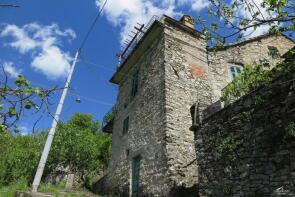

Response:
(79, 0), (108, 50)
(32, 1), (109, 192)
(0, 4), (20, 8)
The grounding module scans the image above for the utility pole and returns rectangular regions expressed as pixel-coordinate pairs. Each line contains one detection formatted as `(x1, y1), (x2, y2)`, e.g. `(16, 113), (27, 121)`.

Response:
(32, 48), (81, 193)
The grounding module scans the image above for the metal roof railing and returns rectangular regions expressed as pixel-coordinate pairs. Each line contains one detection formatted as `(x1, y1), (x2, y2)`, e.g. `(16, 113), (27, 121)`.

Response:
(118, 15), (160, 67)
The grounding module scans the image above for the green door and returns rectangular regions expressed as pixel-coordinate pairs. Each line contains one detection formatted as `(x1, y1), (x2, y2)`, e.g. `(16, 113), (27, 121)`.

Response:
(131, 156), (141, 197)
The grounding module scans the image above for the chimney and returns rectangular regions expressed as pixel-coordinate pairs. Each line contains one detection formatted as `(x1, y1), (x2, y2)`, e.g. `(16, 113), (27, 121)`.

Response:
(180, 15), (195, 29)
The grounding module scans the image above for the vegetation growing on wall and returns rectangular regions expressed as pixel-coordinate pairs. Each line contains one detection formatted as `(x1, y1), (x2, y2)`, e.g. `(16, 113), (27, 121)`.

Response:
(221, 64), (272, 103)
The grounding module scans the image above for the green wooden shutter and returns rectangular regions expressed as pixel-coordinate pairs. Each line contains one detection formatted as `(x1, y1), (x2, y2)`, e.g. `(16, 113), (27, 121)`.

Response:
(132, 156), (141, 197)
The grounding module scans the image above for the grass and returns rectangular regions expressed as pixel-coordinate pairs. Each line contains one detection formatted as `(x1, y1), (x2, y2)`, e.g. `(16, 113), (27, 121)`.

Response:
(38, 181), (66, 196)
(0, 180), (99, 197)
(0, 179), (28, 197)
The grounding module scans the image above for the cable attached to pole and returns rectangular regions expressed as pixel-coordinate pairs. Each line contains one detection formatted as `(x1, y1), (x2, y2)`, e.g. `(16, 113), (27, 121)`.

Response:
(79, 0), (108, 50)
(32, 0), (108, 192)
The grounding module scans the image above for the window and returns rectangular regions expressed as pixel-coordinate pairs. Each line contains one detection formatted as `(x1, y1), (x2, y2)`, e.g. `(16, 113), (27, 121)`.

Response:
(229, 64), (243, 80)
(268, 46), (280, 58)
(131, 70), (139, 98)
(122, 116), (129, 135)
(131, 156), (141, 197)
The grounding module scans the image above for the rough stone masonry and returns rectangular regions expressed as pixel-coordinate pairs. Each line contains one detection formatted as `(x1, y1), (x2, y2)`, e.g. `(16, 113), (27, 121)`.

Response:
(193, 53), (295, 196)
(94, 15), (295, 196)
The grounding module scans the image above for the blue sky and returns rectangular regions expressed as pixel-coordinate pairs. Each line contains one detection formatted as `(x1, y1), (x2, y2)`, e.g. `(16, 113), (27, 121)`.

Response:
(1, 0), (291, 134)
(1, 0), (217, 134)
(1, 0), (122, 133)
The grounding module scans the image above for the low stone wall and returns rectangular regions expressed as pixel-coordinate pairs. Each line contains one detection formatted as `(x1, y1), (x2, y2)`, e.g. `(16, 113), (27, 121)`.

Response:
(195, 61), (295, 196)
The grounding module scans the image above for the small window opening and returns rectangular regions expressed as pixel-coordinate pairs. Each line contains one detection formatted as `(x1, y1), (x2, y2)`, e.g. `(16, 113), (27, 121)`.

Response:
(229, 64), (243, 80)
(131, 70), (139, 98)
(268, 46), (280, 58)
(123, 116), (129, 135)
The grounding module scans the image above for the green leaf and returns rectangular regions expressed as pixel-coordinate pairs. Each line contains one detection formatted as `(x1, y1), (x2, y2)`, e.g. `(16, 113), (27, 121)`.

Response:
(8, 107), (17, 117)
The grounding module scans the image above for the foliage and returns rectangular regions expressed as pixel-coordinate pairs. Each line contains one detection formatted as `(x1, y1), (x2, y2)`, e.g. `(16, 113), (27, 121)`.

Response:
(285, 122), (295, 139)
(47, 113), (112, 175)
(0, 179), (27, 197)
(0, 69), (59, 133)
(222, 183), (234, 196)
(102, 106), (117, 126)
(221, 64), (272, 103)
(39, 181), (66, 196)
(0, 113), (112, 189)
(195, 0), (295, 46)
(0, 131), (46, 186)
(0, 180), (88, 197)
(217, 133), (238, 164)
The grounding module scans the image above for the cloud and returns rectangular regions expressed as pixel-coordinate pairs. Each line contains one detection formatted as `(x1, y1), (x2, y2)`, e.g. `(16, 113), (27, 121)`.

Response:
(233, 0), (276, 38)
(1, 24), (38, 53)
(191, 0), (210, 11)
(3, 62), (22, 78)
(31, 45), (71, 80)
(0, 23), (76, 80)
(96, 0), (178, 44)
(96, 0), (211, 44)
(19, 126), (29, 135)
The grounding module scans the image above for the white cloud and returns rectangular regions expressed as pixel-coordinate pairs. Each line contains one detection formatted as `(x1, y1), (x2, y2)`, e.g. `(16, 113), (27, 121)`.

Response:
(19, 126), (29, 135)
(0, 23), (76, 80)
(31, 45), (71, 80)
(233, 0), (276, 38)
(3, 62), (22, 78)
(96, 0), (179, 44)
(192, 0), (210, 11)
(96, 0), (212, 44)
(1, 24), (38, 53)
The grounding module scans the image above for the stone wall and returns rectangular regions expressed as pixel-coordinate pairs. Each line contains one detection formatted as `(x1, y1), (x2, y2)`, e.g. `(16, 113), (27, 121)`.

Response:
(104, 31), (171, 196)
(208, 35), (295, 102)
(195, 59), (295, 196)
(163, 19), (214, 194)
(98, 14), (295, 196)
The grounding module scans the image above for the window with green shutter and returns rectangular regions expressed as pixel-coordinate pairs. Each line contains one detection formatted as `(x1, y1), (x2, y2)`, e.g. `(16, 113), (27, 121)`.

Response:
(131, 155), (141, 197)
(122, 116), (129, 135)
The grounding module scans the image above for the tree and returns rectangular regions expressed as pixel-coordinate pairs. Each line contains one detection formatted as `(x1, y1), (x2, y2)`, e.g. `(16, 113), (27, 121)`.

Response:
(0, 66), (60, 133)
(196, 0), (295, 46)
(102, 106), (117, 126)
(45, 113), (112, 185)
(0, 113), (112, 188)
(0, 132), (46, 186)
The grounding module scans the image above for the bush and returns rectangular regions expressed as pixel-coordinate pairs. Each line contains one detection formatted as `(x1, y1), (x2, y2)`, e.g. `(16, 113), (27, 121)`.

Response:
(0, 113), (112, 189)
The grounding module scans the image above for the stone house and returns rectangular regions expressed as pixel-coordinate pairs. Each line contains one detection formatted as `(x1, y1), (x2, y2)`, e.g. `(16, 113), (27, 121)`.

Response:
(97, 15), (295, 196)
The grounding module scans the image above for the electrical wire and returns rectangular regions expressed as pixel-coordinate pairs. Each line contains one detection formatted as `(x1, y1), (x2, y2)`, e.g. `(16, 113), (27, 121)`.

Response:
(79, 0), (108, 50)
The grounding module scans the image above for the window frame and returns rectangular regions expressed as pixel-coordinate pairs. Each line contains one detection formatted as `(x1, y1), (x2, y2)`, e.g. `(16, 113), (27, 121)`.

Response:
(122, 116), (129, 135)
(131, 155), (141, 197)
(131, 70), (139, 99)
(267, 46), (280, 58)
(228, 64), (243, 80)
